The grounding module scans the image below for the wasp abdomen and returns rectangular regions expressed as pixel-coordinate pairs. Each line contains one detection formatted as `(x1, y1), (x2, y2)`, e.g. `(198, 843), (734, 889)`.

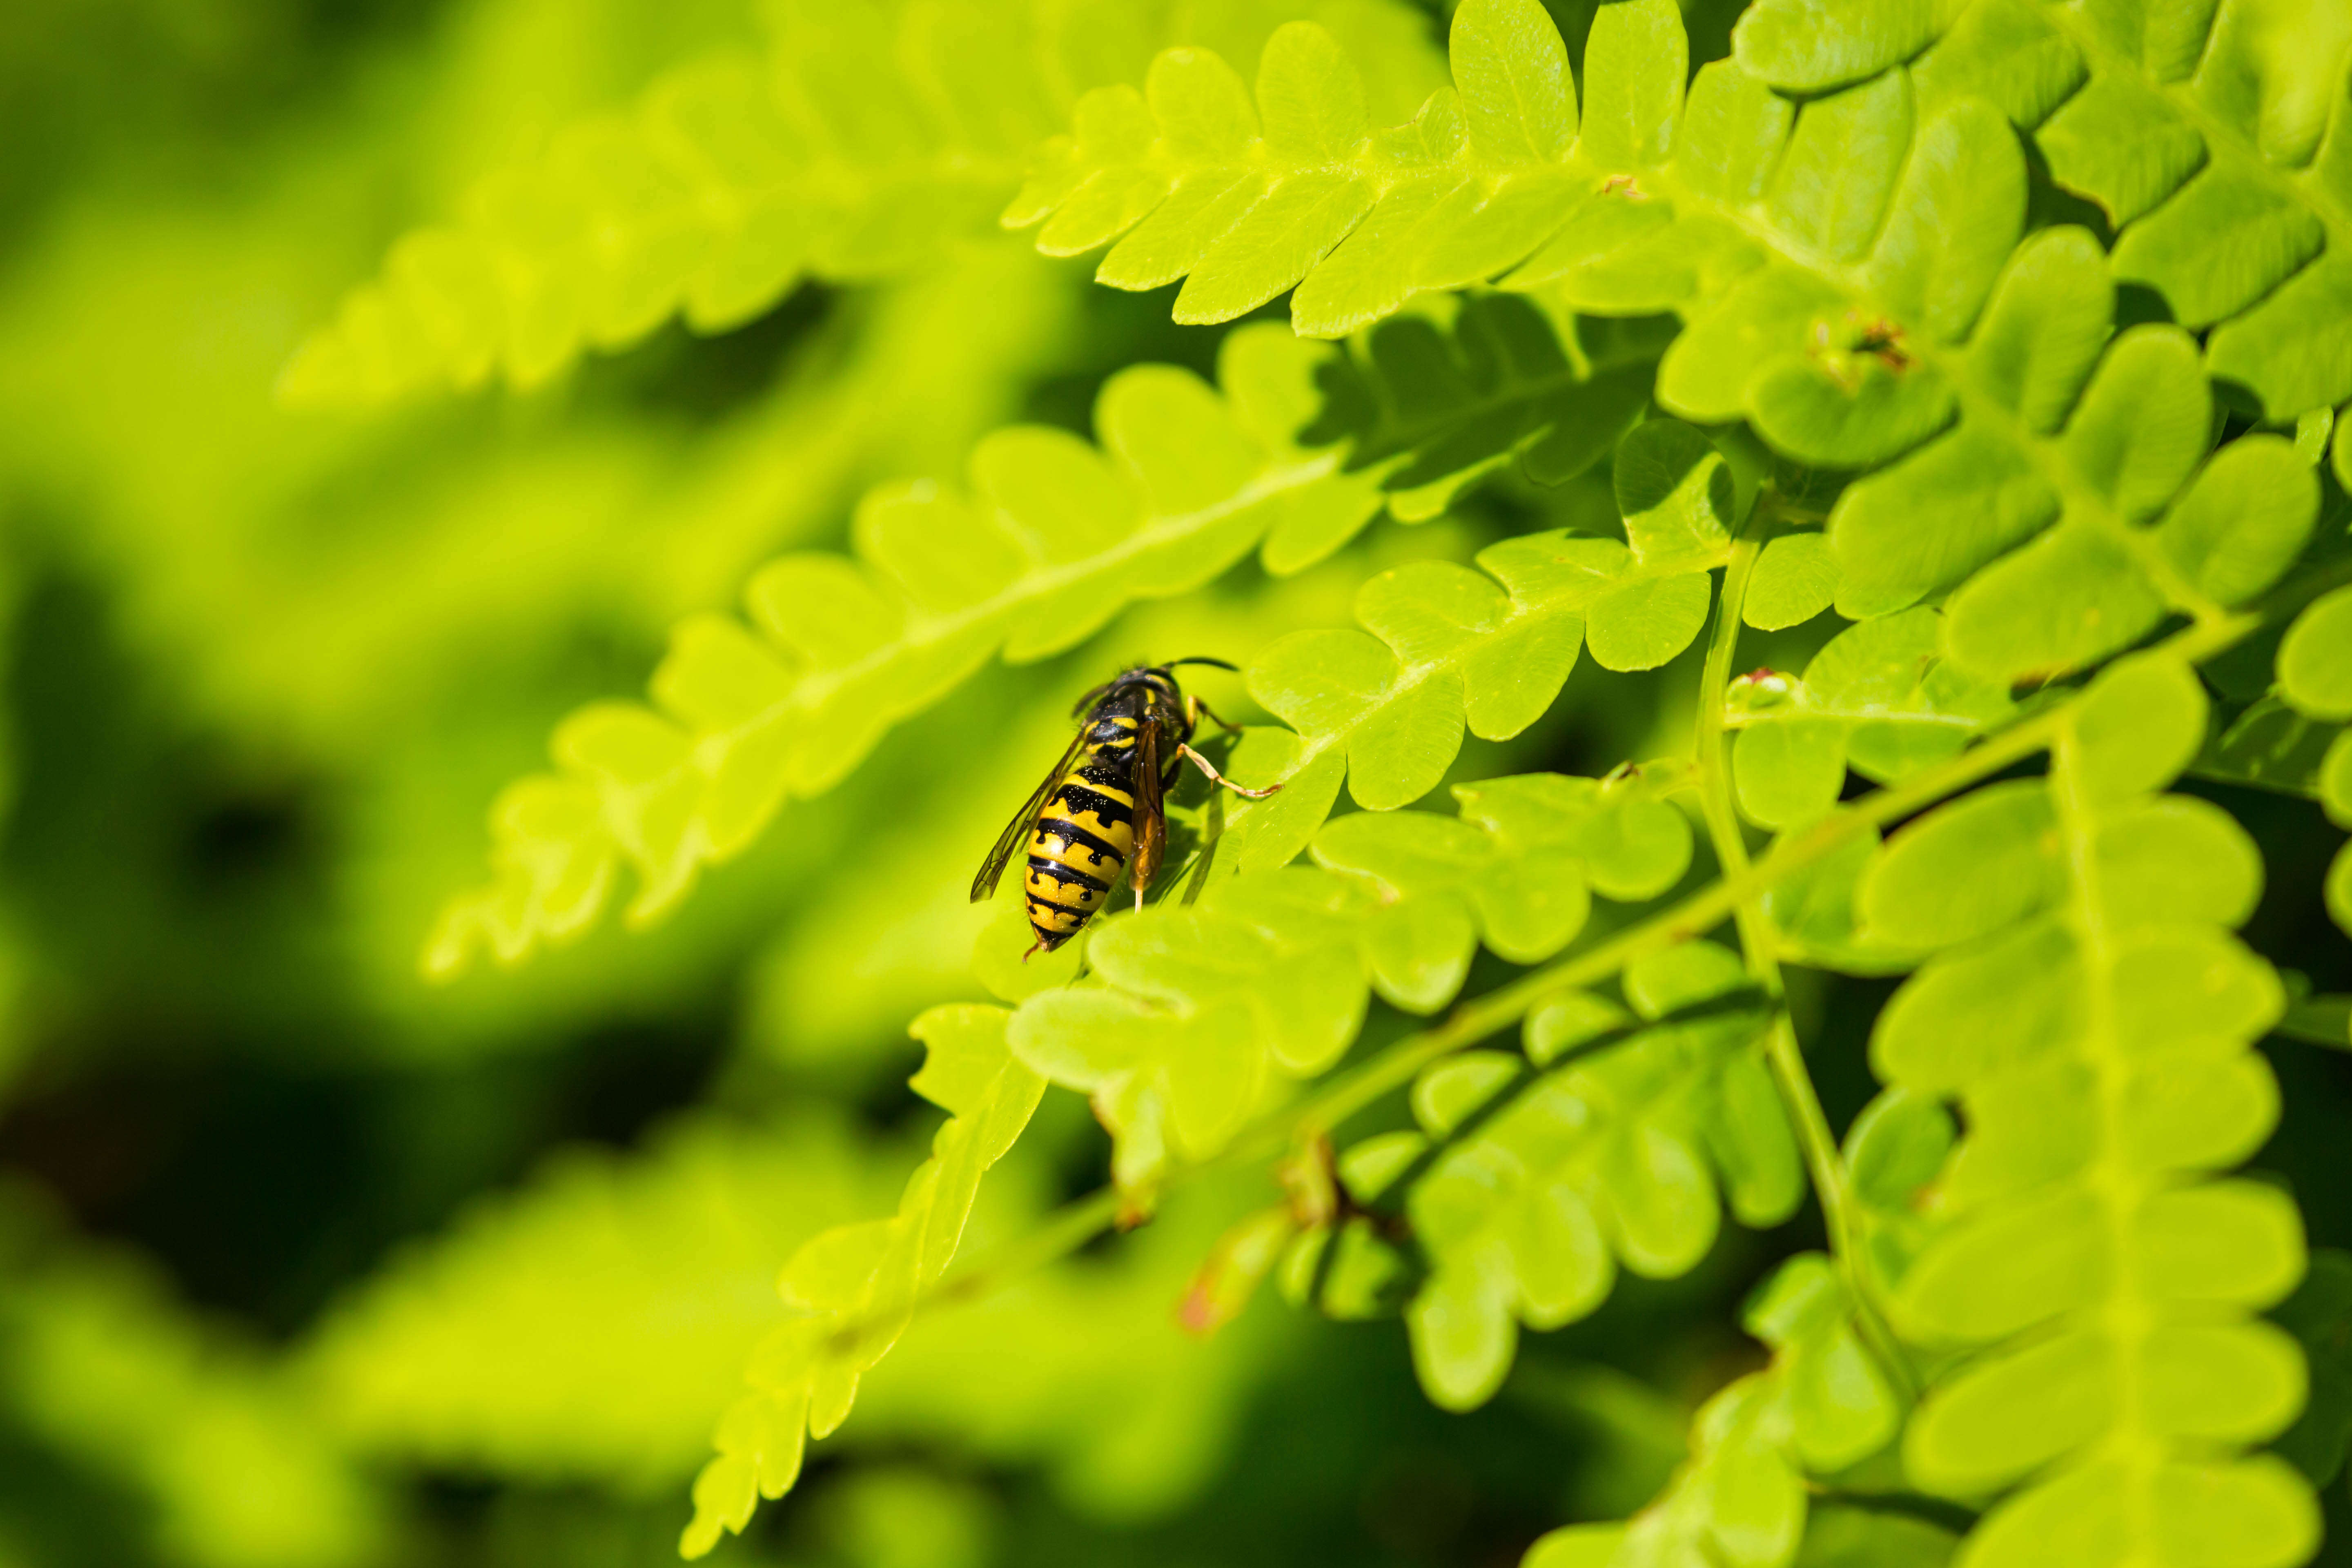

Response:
(1023, 717), (1140, 949)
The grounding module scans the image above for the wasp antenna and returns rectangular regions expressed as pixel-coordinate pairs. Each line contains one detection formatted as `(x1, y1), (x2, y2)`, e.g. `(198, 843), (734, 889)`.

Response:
(1164, 656), (1239, 672)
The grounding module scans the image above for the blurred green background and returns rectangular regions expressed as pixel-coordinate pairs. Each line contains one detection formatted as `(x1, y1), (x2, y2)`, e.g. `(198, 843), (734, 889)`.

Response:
(3, 1), (2350, 1566)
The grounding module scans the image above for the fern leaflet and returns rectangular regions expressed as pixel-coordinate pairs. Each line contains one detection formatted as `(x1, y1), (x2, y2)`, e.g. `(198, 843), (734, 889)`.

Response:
(2271, 584), (2352, 933)
(1726, 606), (2016, 832)
(1216, 414), (1740, 873)
(1737, 0), (2352, 416)
(282, 0), (1446, 403)
(1523, 1254), (1903, 1568)
(1304, 292), (1671, 519)
(682, 1004), (1044, 1558)
(1337, 940), (1803, 1411)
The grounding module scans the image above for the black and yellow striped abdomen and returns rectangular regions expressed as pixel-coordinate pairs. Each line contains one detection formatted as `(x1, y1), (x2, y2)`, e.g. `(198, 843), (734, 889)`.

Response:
(1024, 715), (1139, 949)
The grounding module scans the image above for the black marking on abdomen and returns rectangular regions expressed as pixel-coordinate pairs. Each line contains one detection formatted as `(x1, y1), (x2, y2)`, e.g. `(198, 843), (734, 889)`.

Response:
(1027, 856), (1110, 893)
(1037, 820), (1124, 863)
(1077, 756), (1136, 790)
(1053, 782), (1132, 826)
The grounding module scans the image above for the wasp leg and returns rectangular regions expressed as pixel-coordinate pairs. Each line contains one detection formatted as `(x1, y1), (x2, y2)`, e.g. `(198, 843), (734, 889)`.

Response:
(1191, 697), (1247, 733)
(1178, 742), (1281, 797)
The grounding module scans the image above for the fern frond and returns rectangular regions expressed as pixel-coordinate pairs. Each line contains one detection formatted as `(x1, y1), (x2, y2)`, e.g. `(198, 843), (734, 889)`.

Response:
(1726, 607), (2016, 831)
(282, 0), (1447, 404)
(1336, 940), (1803, 1412)
(1220, 416), (1740, 871)
(1523, 1254), (1902, 1568)
(426, 326), (1380, 976)
(682, 1003), (1044, 1558)
(1010, 0), (2018, 456)
(1857, 650), (2316, 1568)
(1736, 0), (2352, 417)
(1011, 0), (2323, 686)
(1004, 770), (1694, 1191)
(300, 1115), (894, 1486)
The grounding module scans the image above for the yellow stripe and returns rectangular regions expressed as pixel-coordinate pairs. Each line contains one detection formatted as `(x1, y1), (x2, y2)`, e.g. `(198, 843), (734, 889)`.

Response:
(1024, 874), (1090, 910)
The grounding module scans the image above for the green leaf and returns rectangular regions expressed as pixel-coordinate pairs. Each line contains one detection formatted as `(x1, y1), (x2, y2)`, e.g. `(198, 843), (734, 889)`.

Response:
(303, 1115), (895, 1488)
(430, 328), (1385, 974)
(1450, 0), (1577, 161)
(2153, 437), (2320, 607)
(1222, 421), (1740, 869)
(1824, 252), (2257, 684)
(1728, 609), (2014, 831)
(1012, 0), (2046, 486)
(1792, 1508), (1958, 1568)
(1880, 0), (2352, 417)
(1356, 942), (1797, 1410)
(1304, 294), (1663, 521)
(684, 1004), (1046, 1555)
(1012, 774), (1694, 1189)
(1614, 419), (1736, 567)
(2278, 586), (2352, 721)
(1733, 0), (1943, 94)
(2194, 695), (2343, 800)
(1861, 650), (2314, 1568)
(1761, 824), (1929, 976)
(286, 0), (1448, 404)
(0, 1200), (382, 1568)
(1743, 534), (1838, 631)
(2271, 1250), (2352, 1486)
(1525, 1254), (1899, 1568)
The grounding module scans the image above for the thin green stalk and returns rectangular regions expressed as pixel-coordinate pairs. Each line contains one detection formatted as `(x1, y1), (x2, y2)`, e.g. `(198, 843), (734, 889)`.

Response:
(1694, 526), (1911, 1394)
(923, 1185), (1128, 1312)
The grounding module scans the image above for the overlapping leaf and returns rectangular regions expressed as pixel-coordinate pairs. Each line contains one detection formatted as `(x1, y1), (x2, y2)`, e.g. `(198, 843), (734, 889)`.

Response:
(427, 326), (1381, 976)
(2271, 584), (2352, 933)
(1339, 942), (1801, 1411)
(1736, 0), (2352, 416)
(284, 0), (1446, 403)
(1522, 1254), (1901, 1568)
(1006, 771), (1694, 1191)
(1303, 292), (1672, 519)
(1219, 416), (1738, 871)
(683, 1004), (1045, 1557)
(1727, 608), (2014, 831)
(1011, 0), (2322, 687)
(1859, 652), (2315, 1568)
(1827, 229), (2320, 684)
(1009, 0), (2030, 467)
(1007, 0), (2012, 409)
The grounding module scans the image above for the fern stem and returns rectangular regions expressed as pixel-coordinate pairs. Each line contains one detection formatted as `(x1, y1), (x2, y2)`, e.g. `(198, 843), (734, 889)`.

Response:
(1693, 524), (1913, 1396)
(1285, 600), (2267, 1142)
(924, 1185), (1129, 1312)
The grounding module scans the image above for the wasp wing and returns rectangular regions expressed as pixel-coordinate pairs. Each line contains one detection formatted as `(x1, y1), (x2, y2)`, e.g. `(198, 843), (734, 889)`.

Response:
(969, 722), (1092, 903)
(1129, 717), (1168, 898)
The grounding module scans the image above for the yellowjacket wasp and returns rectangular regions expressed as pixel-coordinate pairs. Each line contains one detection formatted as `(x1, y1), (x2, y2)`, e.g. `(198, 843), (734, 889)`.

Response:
(970, 659), (1279, 957)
